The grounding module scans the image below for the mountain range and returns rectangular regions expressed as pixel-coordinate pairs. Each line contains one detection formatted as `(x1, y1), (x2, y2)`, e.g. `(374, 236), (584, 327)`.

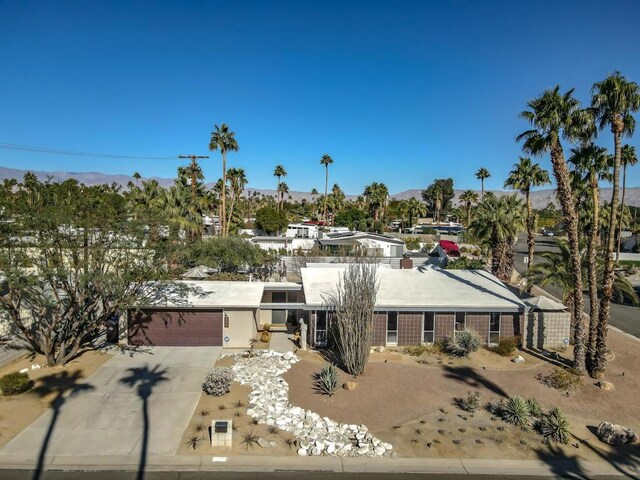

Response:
(1, 166), (638, 209)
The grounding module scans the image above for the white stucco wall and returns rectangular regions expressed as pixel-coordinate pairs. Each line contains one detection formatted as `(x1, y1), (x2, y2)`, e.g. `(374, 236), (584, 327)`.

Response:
(224, 309), (258, 348)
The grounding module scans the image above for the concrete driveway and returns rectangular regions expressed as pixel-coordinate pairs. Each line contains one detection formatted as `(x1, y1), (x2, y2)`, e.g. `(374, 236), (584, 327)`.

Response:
(1, 346), (220, 457)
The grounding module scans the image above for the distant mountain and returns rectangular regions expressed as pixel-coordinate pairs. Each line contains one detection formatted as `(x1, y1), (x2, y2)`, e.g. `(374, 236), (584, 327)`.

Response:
(1, 166), (638, 208)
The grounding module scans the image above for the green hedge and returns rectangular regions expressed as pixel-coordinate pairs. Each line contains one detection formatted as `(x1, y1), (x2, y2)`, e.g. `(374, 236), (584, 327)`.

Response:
(0, 371), (34, 396)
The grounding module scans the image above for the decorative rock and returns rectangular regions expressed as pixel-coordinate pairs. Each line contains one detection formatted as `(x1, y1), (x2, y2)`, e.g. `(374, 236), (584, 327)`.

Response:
(596, 380), (614, 391)
(257, 437), (272, 448)
(311, 447), (321, 456)
(19, 368), (29, 374)
(374, 445), (386, 456)
(596, 422), (638, 445)
(326, 443), (336, 454)
(343, 381), (358, 391)
(374, 346), (385, 353)
(357, 445), (370, 455)
(297, 448), (308, 456)
(512, 355), (525, 364)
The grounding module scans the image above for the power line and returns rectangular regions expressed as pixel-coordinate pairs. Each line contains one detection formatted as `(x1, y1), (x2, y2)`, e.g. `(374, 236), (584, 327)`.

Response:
(0, 142), (176, 160)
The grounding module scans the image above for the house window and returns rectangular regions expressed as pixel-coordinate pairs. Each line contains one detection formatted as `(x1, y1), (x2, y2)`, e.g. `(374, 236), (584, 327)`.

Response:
(272, 310), (286, 325)
(271, 292), (287, 303)
(287, 291), (298, 303)
(423, 312), (435, 343)
(315, 311), (328, 345)
(455, 312), (466, 332)
(490, 313), (500, 344)
(387, 312), (398, 345)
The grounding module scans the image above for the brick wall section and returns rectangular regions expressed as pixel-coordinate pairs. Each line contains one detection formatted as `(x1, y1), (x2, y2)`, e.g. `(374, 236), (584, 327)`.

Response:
(435, 313), (454, 342)
(465, 313), (490, 344)
(372, 313), (388, 346)
(500, 313), (520, 339)
(397, 313), (423, 346)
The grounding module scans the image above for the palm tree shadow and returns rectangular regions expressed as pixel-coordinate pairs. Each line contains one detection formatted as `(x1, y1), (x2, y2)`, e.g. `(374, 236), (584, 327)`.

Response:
(442, 365), (509, 398)
(120, 365), (169, 480)
(31, 371), (95, 480)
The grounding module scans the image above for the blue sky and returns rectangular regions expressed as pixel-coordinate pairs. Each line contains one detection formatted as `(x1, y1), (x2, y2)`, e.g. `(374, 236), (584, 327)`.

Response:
(1, 0), (639, 194)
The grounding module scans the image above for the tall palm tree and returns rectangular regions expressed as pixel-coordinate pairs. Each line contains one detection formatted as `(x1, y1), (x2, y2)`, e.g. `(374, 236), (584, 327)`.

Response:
(517, 85), (593, 375)
(469, 195), (526, 280)
(209, 124), (239, 237)
(277, 182), (289, 211)
(504, 157), (551, 270)
(273, 164), (287, 210)
(590, 72), (640, 377)
(407, 197), (426, 228)
(618, 145), (637, 259)
(397, 199), (410, 230)
(226, 167), (247, 235)
(475, 168), (490, 197)
(569, 143), (611, 369)
(363, 182), (389, 221)
(459, 189), (479, 227)
(320, 154), (333, 226)
(132, 171), (141, 188)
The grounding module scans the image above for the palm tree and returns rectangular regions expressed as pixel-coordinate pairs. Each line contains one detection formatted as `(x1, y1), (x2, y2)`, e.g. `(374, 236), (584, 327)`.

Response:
(569, 143), (611, 369)
(363, 182), (389, 221)
(273, 164), (287, 210)
(590, 72), (640, 377)
(277, 182), (289, 211)
(475, 168), (490, 197)
(407, 197), (427, 228)
(517, 85), (593, 375)
(226, 167), (247, 235)
(329, 183), (345, 226)
(504, 157), (551, 270)
(320, 154), (333, 226)
(132, 171), (141, 188)
(458, 190), (479, 226)
(469, 195), (526, 281)
(209, 124), (239, 236)
(396, 199), (410, 230)
(618, 145), (637, 259)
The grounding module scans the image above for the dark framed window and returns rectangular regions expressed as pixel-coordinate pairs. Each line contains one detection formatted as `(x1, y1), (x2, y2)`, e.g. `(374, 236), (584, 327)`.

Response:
(455, 312), (466, 331)
(272, 309), (286, 324)
(271, 292), (287, 303)
(423, 312), (435, 343)
(387, 312), (398, 344)
(489, 312), (500, 344)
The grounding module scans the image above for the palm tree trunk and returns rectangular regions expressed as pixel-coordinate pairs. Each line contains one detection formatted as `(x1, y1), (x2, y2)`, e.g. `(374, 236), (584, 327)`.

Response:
(481, 179), (485, 198)
(550, 143), (586, 375)
(221, 151), (227, 237)
(466, 203), (471, 227)
(526, 189), (534, 270)
(226, 190), (237, 236)
(323, 167), (329, 226)
(616, 164), (627, 261)
(593, 126), (623, 377)
(586, 176), (600, 372)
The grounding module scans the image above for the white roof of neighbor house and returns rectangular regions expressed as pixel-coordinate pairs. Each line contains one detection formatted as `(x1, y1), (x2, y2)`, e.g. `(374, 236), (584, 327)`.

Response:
(301, 265), (525, 312)
(525, 296), (568, 311)
(144, 281), (266, 309)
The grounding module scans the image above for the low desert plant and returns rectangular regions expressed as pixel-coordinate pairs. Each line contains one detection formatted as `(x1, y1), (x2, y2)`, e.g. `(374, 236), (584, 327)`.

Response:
(248, 338), (258, 357)
(218, 404), (227, 411)
(192, 421), (206, 433)
(185, 434), (202, 450)
(202, 367), (233, 396)
(405, 343), (442, 356)
(501, 396), (530, 427)
(250, 418), (259, 425)
(315, 363), (339, 396)
(260, 331), (270, 343)
(199, 408), (211, 417)
(233, 399), (245, 408)
(405, 237), (421, 251)
(455, 391), (481, 413)
(526, 398), (543, 419)
(0, 371), (34, 396)
(234, 411), (242, 417)
(443, 329), (480, 357)
(392, 424), (401, 430)
(284, 437), (296, 449)
(490, 336), (519, 356)
(537, 368), (582, 392)
(539, 407), (570, 444)
(240, 429), (260, 450)
(267, 425), (280, 436)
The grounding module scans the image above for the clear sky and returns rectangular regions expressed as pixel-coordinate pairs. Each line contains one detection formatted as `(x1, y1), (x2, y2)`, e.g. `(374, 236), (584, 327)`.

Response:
(1, 0), (639, 194)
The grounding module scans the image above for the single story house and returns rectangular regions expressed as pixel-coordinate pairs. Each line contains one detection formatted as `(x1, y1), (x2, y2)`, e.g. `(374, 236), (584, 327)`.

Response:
(317, 232), (405, 258)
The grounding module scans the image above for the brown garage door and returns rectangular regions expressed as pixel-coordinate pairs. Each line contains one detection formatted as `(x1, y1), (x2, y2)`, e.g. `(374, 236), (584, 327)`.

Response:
(128, 309), (223, 346)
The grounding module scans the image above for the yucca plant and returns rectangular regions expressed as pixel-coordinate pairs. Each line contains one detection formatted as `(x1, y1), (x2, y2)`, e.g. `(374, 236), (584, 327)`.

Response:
(526, 398), (543, 419)
(501, 395), (531, 427)
(539, 407), (570, 444)
(315, 364), (339, 396)
(443, 330), (480, 357)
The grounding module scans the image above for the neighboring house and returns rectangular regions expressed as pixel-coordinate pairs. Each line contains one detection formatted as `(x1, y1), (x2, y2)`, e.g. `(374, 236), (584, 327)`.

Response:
(250, 236), (317, 254)
(301, 265), (526, 348)
(317, 232), (405, 258)
(523, 296), (571, 350)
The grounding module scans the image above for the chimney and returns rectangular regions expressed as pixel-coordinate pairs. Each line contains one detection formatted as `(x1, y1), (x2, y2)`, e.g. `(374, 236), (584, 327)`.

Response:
(400, 256), (413, 269)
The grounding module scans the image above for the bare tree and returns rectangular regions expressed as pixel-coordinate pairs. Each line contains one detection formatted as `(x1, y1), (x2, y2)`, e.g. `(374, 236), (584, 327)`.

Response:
(322, 259), (379, 377)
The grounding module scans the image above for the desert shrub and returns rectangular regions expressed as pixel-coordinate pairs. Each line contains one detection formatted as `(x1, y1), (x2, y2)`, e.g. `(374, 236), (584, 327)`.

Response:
(0, 371), (34, 396)
(537, 368), (582, 391)
(260, 331), (270, 343)
(443, 329), (480, 357)
(404, 343), (442, 356)
(240, 429), (260, 450)
(209, 272), (247, 281)
(405, 237), (421, 251)
(539, 407), (570, 444)
(526, 398), (543, 419)
(315, 364), (339, 396)
(202, 367), (233, 396)
(444, 257), (486, 270)
(501, 396), (530, 427)
(490, 336), (519, 356)
(455, 391), (481, 413)
(421, 242), (435, 254)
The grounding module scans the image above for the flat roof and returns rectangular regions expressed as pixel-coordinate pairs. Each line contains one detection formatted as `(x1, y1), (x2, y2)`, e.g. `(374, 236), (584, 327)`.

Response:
(301, 265), (525, 311)
(141, 280), (265, 309)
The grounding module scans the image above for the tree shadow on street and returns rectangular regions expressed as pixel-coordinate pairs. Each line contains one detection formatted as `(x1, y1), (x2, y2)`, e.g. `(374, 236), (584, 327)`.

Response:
(442, 365), (509, 398)
(31, 371), (95, 480)
(120, 365), (169, 480)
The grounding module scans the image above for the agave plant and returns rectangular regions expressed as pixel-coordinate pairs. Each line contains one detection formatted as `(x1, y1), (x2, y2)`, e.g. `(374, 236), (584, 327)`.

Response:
(501, 396), (531, 427)
(315, 364), (339, 396)
(539, 407), (571, 444)
(526, 398), (543, 419)
(443, 330), (481, 357)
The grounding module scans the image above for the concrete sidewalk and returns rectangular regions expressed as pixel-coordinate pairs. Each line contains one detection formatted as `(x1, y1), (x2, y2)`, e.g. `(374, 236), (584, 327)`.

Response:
(0, 453), (636, 477)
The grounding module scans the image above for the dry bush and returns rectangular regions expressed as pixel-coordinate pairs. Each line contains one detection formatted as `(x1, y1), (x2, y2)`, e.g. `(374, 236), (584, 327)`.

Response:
(536, 368), (582, 391)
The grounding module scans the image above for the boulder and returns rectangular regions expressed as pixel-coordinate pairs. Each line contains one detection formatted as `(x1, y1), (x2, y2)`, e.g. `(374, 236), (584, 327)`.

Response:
(257, 437), (272, 448)
(343, 381), (358, 391)
(596, 380), (614, 391)
(596, 422), (639, 445)
(374, 346), (385, 353)
(512, 355), (525, 364)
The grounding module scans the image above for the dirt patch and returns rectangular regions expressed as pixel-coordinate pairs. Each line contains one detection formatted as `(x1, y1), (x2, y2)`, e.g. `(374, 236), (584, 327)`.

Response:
(0, 349), (112, 448)
(177, 356), (297, 456)
(285, 330), (640, 461)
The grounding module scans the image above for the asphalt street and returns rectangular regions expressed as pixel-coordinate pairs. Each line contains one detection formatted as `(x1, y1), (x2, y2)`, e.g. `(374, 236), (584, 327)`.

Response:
(513, 233), (640, 338)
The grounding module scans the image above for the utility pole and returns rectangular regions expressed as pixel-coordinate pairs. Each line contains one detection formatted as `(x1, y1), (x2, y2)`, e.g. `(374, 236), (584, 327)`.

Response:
(178, 155), (209, 202)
